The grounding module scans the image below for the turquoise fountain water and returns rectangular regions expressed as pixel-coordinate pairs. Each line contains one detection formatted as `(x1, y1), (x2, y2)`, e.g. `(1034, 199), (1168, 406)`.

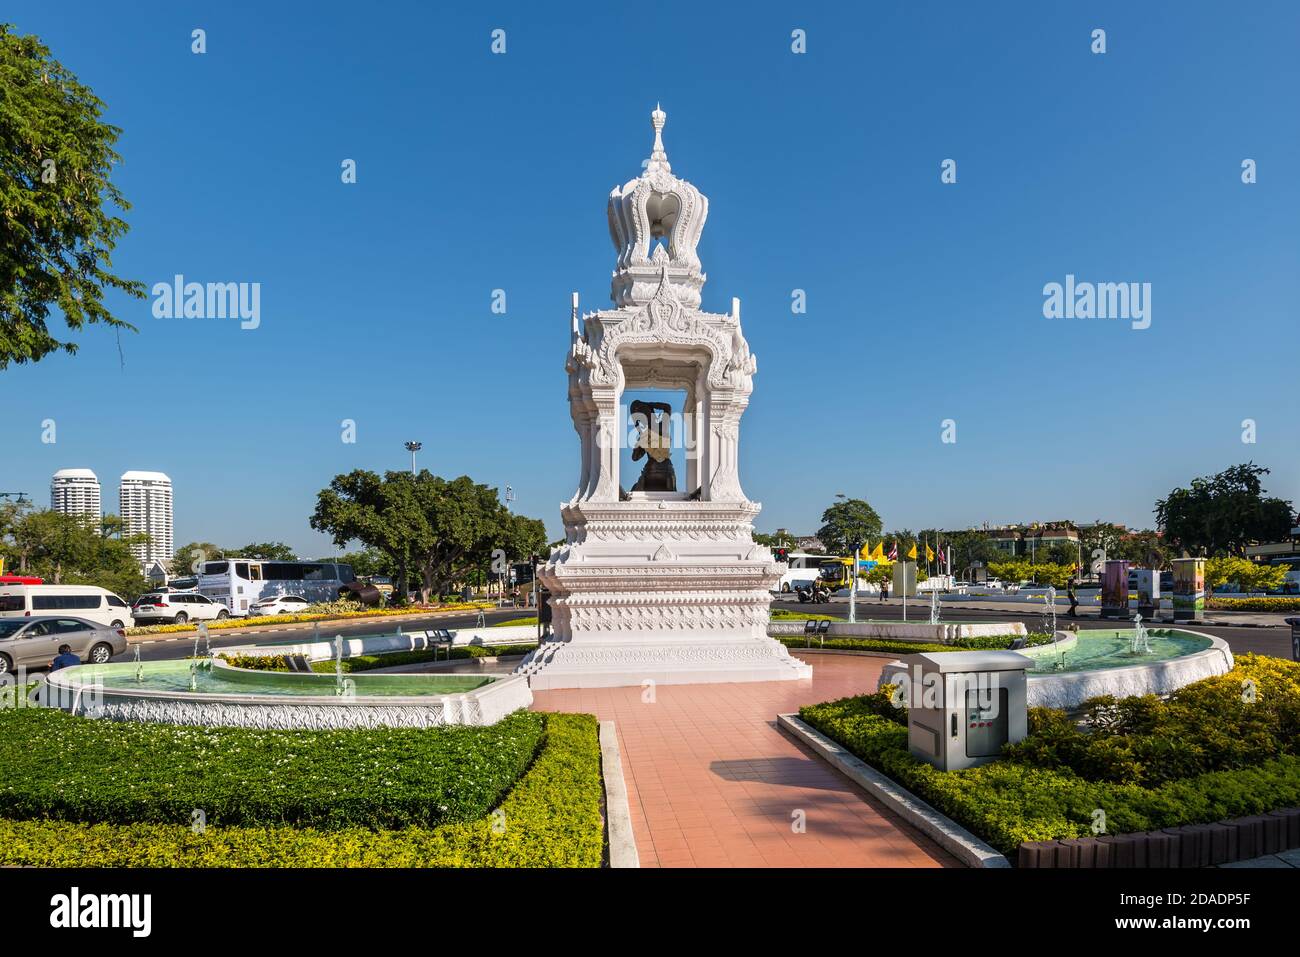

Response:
(1129, 614), (1152, 656)
(1023, 627), (1211, 674)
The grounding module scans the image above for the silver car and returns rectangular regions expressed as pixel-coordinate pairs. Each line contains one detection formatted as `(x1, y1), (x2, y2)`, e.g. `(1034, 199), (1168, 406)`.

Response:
(0, 616), (127, 675)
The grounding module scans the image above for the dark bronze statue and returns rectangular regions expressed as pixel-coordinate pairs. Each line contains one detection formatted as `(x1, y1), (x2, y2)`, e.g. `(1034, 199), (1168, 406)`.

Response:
(629, 399), (676, 492)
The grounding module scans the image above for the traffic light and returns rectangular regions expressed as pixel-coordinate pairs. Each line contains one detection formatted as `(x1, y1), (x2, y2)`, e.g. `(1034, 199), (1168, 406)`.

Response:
(773, 547), (789, 563)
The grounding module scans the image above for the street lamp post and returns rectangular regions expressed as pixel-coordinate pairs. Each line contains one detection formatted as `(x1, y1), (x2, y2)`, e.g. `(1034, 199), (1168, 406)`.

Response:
(404, 441), (422, 476)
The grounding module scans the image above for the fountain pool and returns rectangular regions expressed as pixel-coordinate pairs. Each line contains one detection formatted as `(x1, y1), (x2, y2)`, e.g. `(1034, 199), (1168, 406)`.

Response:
(56, 659), (492, 696)
(36, 656), (532, 729)
(878, 627), (1234, 711)
(1020, 628), (1213, 674)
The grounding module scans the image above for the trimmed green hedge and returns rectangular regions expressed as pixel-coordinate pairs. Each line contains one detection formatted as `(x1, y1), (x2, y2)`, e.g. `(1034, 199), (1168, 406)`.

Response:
(0, 707), (544, 830)
(222, 644), (539, 675)
(799, 654), (1300, 854)
(125, 602), (495, 637)
(1206, 596), (1300, 612)
(770, 610), (842, 622)
(0, 713), (604, 867)
(776, 633), (1050, 657)
(313, 643), (538, 674)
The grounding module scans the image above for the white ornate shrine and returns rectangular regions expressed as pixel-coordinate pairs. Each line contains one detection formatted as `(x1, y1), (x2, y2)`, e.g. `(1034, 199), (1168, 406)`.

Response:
(519, 107), (812, 689)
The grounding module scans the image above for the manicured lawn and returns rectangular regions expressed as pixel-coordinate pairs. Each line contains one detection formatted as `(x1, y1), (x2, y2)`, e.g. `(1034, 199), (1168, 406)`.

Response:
(799, 654), (1300, 855)
(0, 701), (605, 867)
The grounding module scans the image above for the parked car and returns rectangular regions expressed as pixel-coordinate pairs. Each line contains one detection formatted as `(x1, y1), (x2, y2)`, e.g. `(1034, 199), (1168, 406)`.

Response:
(248, 594), (311, 617)
(0, 616), (127, 675)
(131, 592), (229, 625)
(0, 583), (132, 629)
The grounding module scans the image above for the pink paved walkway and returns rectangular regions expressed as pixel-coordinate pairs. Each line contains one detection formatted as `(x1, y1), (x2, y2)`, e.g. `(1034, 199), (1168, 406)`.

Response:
(531, 652), (958, 868)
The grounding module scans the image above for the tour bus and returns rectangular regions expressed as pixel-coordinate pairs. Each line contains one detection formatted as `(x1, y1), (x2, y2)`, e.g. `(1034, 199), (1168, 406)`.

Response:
(774, 553), (838, 593)
(197, 559), (357, 616)
(0, 583), (133, 628)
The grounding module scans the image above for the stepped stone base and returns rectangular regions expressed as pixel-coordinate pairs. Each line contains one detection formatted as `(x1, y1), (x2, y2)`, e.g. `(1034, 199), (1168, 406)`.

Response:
(517, 499), (813, 690)
(518, 636), (812, 690)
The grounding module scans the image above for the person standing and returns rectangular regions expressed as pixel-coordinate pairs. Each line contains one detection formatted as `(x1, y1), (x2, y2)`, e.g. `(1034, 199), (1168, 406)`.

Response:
(1067, 579), (1079, 618)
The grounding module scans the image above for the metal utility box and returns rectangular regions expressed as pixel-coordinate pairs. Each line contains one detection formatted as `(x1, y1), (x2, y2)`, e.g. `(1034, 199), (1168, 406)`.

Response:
(902, 650), (1032, 771)
(1134, 568), (1160, 619)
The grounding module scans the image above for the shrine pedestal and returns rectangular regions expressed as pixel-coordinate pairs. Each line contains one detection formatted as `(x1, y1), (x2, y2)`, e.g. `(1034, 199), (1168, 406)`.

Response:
(518, 500), (810, 689)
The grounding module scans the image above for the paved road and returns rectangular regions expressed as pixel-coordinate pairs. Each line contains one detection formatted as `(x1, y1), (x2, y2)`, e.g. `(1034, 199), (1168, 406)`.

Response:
(127, 607), (532, 663)
(110, 598), (1294, 667)
(771, 596), (1296, 659)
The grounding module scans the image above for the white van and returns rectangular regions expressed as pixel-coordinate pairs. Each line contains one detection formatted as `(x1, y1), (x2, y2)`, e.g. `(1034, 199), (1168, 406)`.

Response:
(774, 553), (836, 593)
(0, 584), (133, 628)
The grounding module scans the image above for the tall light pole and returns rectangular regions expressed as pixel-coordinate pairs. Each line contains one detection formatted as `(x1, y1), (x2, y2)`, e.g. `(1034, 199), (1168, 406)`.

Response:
(505, 485), (515, 512)
(404, 441), (422, 476)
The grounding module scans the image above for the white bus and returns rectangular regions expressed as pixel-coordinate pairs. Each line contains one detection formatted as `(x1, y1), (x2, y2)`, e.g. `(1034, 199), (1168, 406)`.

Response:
(774, 553), (837, 593)
(197, 559), (357, 616)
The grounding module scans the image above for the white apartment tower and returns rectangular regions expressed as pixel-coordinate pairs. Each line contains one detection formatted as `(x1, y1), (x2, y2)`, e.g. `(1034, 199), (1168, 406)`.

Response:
(119, 471), (174, 568)
(50, 468), (103, 531)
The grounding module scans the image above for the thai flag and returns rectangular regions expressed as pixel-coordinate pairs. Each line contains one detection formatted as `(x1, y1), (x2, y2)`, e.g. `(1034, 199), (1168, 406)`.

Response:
(887, 542), (898, 561)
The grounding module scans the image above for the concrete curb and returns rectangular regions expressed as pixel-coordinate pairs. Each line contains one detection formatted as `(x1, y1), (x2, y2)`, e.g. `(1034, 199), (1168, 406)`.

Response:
(600, 720), (639, 868)
(777, 713), (1010, 869)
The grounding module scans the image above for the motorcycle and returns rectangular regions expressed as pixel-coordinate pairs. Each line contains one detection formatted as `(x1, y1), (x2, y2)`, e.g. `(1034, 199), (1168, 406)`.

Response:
(795, 581), (830, 604)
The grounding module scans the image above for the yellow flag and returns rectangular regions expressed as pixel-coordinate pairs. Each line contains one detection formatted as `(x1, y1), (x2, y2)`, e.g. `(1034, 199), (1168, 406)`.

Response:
(871, 541), (884, 561)
(926, 545), (935, 562)
(906, 543), (917, 560)
(859, 543), (871, 560)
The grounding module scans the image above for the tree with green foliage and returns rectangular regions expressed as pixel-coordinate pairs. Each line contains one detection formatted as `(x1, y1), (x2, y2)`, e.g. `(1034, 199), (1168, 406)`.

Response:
(987, 559), (1034, 587)
(816, 497), (883, 556)
(228, 541), (297, 561)
(1240, 562), (1290, 596)
(753, 530), (797, 549)
(172, 542), (222, 576)
(1205, 556), (1292, 596)
(1155, 463), (1293, 557)
(0, 24), (144, 369)
(1112, 529), (1171, 569)
(311, 470), (547, 603)
(943, 530), (1001, 580)
(1039, 542), (1079, 568)
(0, 504), (149, 598)
(311, 470), (422, 601)
(334, 548), (389, 580)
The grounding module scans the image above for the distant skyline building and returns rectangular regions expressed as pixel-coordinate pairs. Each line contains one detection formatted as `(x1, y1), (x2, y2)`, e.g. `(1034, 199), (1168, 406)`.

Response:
(50, 468), (102, 532)
(119, 471), (174, 568)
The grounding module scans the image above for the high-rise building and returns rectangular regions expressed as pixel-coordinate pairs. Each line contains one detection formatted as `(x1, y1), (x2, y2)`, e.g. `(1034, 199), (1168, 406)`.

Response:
(119, 471), (174, 569)
(50, 468), (103, 532)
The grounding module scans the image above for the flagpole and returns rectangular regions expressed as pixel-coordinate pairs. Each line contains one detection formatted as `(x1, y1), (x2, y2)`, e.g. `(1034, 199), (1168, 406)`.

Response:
(849, 544), (858, 624)
(902, 542), (907, 623)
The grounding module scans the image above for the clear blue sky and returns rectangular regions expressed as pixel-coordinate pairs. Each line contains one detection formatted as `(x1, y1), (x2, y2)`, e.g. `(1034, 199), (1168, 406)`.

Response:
(3, 1), (1297, 555)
